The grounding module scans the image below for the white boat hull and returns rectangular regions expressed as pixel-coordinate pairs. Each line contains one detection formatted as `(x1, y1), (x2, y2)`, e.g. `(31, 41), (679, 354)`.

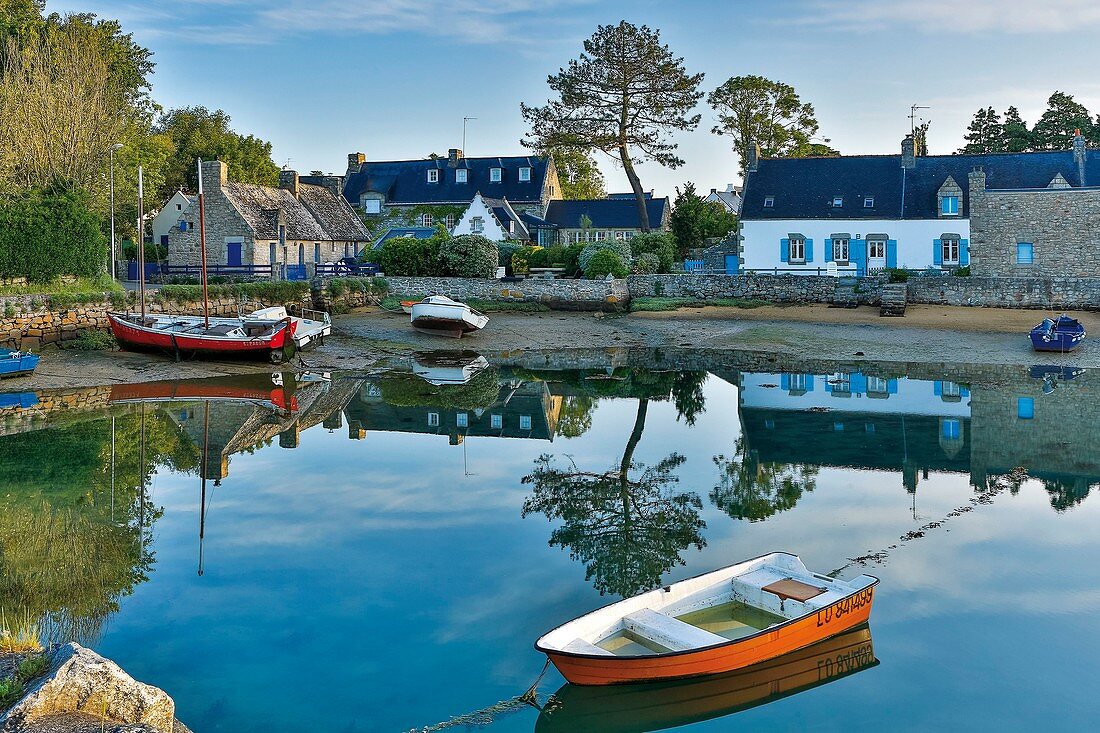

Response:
(409, 297), (489, 338)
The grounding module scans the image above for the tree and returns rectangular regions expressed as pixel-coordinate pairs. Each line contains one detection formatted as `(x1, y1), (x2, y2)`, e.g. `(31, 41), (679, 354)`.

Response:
(154, 106), (279, 198)
(957, 107), (1005, 154)
(1031, 91), (1092, 150)
(710, 437), (818, 521)
(521, 21), (704, 231)
(547, 146), (606, 199)
(707, 75), (827, 175)
(629, 231), (677, 272)
(668, 182), (738, 257)
(556, 395), (595, 438)
(1001, 106), (1032, 153)
(913, 121), (931, 156)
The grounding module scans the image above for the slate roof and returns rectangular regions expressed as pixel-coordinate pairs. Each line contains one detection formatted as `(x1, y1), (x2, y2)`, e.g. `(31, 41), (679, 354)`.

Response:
(543, 197), (669, 229)
(374, 227), (437, 248)
(482, 197), (529, 240)
(344, 155), (551, 206)
(742, 149), (1100, 221)
(221, 182), (369, 241)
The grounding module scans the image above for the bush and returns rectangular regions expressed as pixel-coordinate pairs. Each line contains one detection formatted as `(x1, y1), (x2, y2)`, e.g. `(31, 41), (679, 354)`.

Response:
(629, 232), (676, 273)
(885, 267), (909, 283)
(579, 240), (632, 274)
(561, 243), (585, 276)
(953, 265), (971, 277)
(440, 234), (498, 278)
(585, 250), (628, 279)
(367, 230), (447, 276)
(67, 329), (117, 351)
(497, 241), (524, 268)
(0, 185), (107, 282)
(631, 252), (661, 275)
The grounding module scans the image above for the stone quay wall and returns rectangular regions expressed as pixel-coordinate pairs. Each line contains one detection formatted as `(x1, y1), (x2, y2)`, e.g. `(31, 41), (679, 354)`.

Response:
(905, 276), (1100, 309)
(627, 274), (884, 304)
(381, 276), (631, 311)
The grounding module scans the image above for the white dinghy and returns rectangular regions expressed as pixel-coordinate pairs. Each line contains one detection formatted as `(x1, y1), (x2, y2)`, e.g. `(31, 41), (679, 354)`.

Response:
(409, 296), (489, 338)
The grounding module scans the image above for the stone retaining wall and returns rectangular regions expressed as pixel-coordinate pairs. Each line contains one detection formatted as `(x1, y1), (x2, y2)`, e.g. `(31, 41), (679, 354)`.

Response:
(905, 276), (1100, 310)
(383, 276), (630, 311)
(627, 274), (882, 303)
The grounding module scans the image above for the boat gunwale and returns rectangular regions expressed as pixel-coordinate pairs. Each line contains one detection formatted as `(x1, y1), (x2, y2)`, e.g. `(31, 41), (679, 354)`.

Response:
(534, 551), (879, 661)
(107, 311), (291, 344)
(411, 298), (489, 320)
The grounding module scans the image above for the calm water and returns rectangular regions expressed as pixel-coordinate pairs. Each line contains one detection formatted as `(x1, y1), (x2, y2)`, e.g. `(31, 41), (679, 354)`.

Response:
(1, 353), (1098, 732)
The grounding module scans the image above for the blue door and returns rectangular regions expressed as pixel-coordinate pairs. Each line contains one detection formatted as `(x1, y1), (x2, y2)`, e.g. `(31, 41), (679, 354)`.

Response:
(227, 242), (243, 266)
(724, 254), (739, 274)
(286, 244), (307, 280)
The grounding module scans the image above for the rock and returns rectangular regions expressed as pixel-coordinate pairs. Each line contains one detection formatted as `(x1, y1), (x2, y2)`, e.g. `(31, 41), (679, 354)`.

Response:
(0, 644), (175, 733)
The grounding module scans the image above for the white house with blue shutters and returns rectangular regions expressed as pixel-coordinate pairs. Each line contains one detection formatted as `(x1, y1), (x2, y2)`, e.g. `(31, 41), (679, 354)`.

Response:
(738, 136), (978, 275)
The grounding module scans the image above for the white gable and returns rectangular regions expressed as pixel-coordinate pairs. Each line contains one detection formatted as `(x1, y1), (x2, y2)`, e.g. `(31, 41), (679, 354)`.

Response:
(453, 192), (509, 241)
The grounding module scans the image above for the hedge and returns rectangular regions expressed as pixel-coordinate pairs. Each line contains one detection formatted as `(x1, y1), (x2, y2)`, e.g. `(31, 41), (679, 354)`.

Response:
(0, 186), (107, 282)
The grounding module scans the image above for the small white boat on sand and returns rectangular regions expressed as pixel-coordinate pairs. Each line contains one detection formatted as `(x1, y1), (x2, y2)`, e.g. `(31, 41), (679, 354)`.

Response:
(409, 296), (489, 338)
(412, 351), (490, 385)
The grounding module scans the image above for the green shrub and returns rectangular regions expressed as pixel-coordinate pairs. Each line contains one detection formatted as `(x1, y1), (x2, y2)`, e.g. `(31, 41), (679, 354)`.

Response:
(16, 654), (48, 682)
(585, 250), (628, 279)
(367, 226), (451, 276)
(326, 277), (388, 298)
(497, 241), (523, 268)
(561, 243), (585, 276)
(885, 267), (909, 283)
(0, 676), (23, 709)
(67, 329), (117, 351)
(579, 240), (632, 274)
(4, 305), (14, 318)
(631, 252), (661, 275)
(0, 185), (107, 282)
(511, 253), (530, 275)
(629, 232), (676, 273)
(440, 234), (498, 278)
(953, 265), (971, 277)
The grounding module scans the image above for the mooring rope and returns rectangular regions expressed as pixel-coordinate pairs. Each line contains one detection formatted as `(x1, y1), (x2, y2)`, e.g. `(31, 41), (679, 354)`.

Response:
(406, 659), (551, 732)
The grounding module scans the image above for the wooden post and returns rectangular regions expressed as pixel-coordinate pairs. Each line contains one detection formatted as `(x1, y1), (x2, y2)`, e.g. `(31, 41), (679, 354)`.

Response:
(137, 166), (146, 321)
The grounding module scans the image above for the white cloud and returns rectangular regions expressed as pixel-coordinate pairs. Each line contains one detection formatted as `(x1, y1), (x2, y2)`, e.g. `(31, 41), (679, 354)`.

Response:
(802, 0), (1100, 34)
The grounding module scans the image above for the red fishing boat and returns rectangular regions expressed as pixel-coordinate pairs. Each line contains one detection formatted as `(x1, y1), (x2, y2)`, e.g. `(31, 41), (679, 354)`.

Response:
(536, 552), (878, 686)
(106, 311), (297, 363)
(107, 374), (297, 411)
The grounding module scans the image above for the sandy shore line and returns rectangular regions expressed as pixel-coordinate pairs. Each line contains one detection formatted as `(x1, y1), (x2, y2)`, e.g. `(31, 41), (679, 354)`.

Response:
(8, 304), (1097, 390)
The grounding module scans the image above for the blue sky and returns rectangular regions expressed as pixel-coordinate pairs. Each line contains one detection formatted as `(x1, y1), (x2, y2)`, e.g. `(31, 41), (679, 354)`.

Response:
(49, 0), (1100, 196)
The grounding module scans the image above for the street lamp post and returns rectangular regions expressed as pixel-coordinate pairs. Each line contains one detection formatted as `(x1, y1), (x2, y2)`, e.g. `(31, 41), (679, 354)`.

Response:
(109, 143), (123, 279)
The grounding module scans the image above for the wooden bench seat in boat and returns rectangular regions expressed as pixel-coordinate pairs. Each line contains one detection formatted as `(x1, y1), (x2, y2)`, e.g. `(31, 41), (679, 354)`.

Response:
(623, 608), (727, 652)
(563, 638), (614, 656)
(761, 578), (827, 602)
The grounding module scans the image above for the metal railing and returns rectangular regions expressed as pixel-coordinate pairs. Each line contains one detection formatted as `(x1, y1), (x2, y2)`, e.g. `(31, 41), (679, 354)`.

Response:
(161, 264), (276, 280)
(314, 261), (381, 278)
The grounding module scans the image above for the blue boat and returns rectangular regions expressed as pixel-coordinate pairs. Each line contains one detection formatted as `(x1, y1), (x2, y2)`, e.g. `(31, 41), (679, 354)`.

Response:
(0, 348), (40, 378)
(1030, 315), (1086, 352)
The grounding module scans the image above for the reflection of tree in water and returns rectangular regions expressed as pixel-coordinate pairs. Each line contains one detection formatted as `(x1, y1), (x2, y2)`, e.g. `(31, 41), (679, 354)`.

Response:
(0, 408), (195, 644)
(556, 396), (595, 438)
(711, 437), (819, 521)
(522, 395), (706, 597)
(1043, 478), (1096, 512)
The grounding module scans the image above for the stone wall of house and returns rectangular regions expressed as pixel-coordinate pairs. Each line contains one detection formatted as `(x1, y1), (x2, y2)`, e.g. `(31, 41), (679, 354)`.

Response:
(968, 168), (1100, 277)
(168, 161), (256, 268)
(905, 276), (1100, 309)
(627, 274), (886, 304)
(380, 276), (630, 311)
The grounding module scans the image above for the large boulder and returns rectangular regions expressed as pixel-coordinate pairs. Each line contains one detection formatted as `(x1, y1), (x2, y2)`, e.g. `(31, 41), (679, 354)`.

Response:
(0, 644), (175, 732)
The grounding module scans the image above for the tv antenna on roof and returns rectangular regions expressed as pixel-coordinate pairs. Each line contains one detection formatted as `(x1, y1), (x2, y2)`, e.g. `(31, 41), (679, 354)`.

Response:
(463, 117), (478, 153)
(909, 105), (930, 137)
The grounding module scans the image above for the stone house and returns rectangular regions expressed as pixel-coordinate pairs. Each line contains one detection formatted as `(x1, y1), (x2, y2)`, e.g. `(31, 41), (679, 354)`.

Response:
(740, 133), (1100, 278)
(705, 184), (742, 214)
(151, 191), (192, 247)
(342, 148), (560, 231)
(168, 161), (370, 277)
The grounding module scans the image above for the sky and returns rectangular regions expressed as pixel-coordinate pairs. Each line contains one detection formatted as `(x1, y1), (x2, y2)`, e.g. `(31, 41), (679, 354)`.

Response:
(46, 0), (1100, 197)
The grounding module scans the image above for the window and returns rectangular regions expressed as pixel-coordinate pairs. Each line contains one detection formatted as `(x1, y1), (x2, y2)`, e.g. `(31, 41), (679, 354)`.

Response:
(456, 169), (468, 183)
(831, 373), (851, 394)
(519, 167), (531, 181)
(788, 373), (808, 392)
(519, 415), (532, 430)
(456, 413), (468, 428)
(471, 216), (484, 234)
(941, 381), (961, 399)
(863, 197), (874, 208)
(1016, 241), (1034, 264)
(427, 169), (439, 183)
(941, 236), (960, 265)
(832, 237), (850, 263)
(623, 231), (635, 240)
(364, 199), (381, 214)
(427, 412), (440, 427)
(176, 203), (182, 210)
(422, 213), (432, 227)
(445, 214), (455, 229)
(868, 239), (886, 260)
(941, 195), (959, 215)
(833, 422), (845, 431)
(832, 196), (844, 207)
(509, 220), (515, 234)
(615, 231), (627, 241)
(490, 167), (502, 182)
(490, 414), (502, 429)
(595, 230), (607, 241)
(867, 377), (889, 394)
(763, 196), (775, 208)
(941, 418), (962, 440)
(788, 236), (806, 263)
(1017, 397), (1034, 420)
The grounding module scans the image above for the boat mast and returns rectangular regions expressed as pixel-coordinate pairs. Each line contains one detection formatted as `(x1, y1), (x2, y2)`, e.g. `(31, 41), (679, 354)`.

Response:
(197, 158), (210, 329)
(199, 400), (209, 576)
(137, 166), (146, 321)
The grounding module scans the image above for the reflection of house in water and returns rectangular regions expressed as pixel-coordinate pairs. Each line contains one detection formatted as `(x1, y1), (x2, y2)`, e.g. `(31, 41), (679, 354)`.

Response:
(738, 371), (972, 493)
(343, 379), (561, 444)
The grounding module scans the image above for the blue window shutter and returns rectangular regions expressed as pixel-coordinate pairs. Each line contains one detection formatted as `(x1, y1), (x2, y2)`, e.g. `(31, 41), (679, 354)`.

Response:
(781, 373), (790, 390)
(805, 238), (814, 262)
(825, 238), (833, 262)
(805, 374), (815, 392)
(780, 238), (789, 263)
(887, 379), (899, 394)
(960, 238), (969, 266)
(850, 241), (867, 276)
(961, 387), (971, 398)
(886, 239), (898, 268)
(933, 239), (943, 266)
(934, 381), (943, 396)
(851, 373), (867, 394)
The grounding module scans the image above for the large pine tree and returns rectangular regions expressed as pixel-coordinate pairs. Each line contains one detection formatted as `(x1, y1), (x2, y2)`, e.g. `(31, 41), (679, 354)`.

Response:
(1030, 91), (1092, 150)
(957, 107), (1005, 154)
(1001, 107), (1032, 152)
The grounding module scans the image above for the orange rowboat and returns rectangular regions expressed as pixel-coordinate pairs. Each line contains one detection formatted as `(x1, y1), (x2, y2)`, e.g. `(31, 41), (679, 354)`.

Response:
(536, 552), (878, 686)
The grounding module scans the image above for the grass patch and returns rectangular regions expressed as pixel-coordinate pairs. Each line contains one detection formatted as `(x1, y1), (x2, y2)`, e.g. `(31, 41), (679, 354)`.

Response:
(65, 329), (117, 351)
(0, 653), (50, 710)
(0, 609), (41, 654)
(383, 296), (549, 313)
(0, 275), (123, 298)
(156, 280), (309, 305)
(630, 297), (772, 312)
(326, 277), (389, 298)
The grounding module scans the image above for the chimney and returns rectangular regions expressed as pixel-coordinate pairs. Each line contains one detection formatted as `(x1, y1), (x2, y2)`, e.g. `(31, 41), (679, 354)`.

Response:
(901, 136), (916, 169)
(201, 160), (227, 193)
(1073, 129), (1087, 186)
(746, 143), (760, 173)
(319, 175), (343, 199)
(279, 169), (299, 199)
(347, 152), (365, 174)
(726, 183), (736, 193)
(448, 148), (464, 168)
(710, 188), (717, 194)
(968, 165), (986, 191)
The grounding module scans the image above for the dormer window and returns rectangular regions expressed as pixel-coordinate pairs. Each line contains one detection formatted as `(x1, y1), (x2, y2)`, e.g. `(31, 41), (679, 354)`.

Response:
(863, 197), (874, 208)
(490, 167), (502, 183)
(456, 169), (468, 183)
(427, 169), (439, 183)
(519, 166), (532, 182)
(832, 196), (844, 207)
(941, 196), (959, 215)
(763, 196), (774, 208)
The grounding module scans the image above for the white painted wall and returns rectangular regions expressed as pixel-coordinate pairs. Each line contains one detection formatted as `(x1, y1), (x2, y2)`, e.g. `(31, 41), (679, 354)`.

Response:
(740, 372), (971, 418)
(151, 191), (192, 244)
(453, 193), (509, 241)
(741, 217), (970, 274)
